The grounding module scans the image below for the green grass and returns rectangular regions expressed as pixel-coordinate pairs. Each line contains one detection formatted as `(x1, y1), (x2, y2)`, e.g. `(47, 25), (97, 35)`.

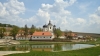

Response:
(5, 46), (100, 56)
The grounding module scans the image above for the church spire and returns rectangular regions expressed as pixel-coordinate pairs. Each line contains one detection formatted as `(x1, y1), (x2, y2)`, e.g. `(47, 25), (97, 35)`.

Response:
(48, 20), (52, 25)
(49, 20), (51, 23)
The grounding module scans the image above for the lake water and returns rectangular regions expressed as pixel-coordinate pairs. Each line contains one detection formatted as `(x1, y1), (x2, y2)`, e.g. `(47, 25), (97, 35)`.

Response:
(0, 44), (94, 52)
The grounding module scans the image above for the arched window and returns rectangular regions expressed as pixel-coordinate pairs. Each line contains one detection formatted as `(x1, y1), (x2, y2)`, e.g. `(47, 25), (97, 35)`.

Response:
(50, 27), (51, 29)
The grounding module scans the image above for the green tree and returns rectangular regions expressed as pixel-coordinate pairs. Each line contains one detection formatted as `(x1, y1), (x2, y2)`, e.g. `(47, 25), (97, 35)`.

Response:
(36, 27), (42, 31)
(19, 27), (24, 36)
(0, 27), (6, 38)
(64, 30), (73, 40)
(24, 24), (28, 38)
(54, 28), (62, 38)
(10, 26), (19, 40)
(29, 25), (35, 35)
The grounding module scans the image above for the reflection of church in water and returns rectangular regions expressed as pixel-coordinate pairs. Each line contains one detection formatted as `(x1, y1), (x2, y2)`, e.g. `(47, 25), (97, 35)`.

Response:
(15, 44), (73, 51)
(0, 44), (73, 51)
(15, 44), (54, 51)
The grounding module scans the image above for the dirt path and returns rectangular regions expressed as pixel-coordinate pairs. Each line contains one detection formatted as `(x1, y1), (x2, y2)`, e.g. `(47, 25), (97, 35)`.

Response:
(0, 51), (29, 56)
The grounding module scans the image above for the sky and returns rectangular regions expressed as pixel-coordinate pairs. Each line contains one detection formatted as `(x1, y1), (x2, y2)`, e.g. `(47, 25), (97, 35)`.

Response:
(0, 0), (100, 33)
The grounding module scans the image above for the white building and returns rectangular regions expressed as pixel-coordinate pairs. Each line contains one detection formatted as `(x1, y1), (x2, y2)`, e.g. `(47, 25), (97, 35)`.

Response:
(16, 35), (31, 40)
(43, 20), (56, 32)
(32, 20), (56, 40)
(31, 31), (54, 40)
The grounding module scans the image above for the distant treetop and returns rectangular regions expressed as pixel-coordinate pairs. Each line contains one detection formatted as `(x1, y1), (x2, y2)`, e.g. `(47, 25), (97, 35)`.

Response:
(0, 23), (18, 27)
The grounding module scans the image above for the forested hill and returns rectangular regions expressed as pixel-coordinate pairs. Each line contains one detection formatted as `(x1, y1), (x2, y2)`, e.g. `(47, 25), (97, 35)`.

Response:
(0, 23), (17, 27)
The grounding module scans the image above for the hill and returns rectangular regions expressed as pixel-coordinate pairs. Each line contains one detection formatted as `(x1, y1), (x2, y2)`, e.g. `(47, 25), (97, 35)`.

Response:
(73, 32), (100, 37)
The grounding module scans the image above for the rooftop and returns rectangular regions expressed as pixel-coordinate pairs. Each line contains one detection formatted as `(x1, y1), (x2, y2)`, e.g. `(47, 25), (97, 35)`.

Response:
(32, 31), (52, 36)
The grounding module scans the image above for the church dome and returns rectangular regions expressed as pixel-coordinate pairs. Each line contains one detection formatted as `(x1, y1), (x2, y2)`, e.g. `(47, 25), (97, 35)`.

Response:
(43, 24), (47, 28)
(53, 25), (56, 27)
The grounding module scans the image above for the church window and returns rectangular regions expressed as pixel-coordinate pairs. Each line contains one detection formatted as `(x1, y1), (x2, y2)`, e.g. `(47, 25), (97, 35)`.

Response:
(50, 27), (51, 29)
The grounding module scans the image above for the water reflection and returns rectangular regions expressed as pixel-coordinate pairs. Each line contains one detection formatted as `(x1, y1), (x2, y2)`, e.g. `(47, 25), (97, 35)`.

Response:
(0, 44), (94, 52)
(62, 44), (73, 51)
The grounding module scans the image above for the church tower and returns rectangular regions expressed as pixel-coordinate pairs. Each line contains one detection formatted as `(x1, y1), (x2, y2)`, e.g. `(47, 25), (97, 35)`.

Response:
(47, 20), (53, 32)
(43, 20), (56, 33)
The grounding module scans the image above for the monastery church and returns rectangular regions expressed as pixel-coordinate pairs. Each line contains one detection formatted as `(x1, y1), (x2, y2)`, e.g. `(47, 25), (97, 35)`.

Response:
(31, 20), (56, 40)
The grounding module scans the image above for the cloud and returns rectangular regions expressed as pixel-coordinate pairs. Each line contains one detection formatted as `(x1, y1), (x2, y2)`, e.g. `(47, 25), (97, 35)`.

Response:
(0, 0), (24, 27)
(89, 6), (100, 24)
(76, 18), (86, 25)
(0, 2), (9, 17)
(0, 0), (25, 19)
(86, 6), (100, 33)
(38, 0), (76, 27)
(4, 0), (25, 15)
(79, 2), (92, 13)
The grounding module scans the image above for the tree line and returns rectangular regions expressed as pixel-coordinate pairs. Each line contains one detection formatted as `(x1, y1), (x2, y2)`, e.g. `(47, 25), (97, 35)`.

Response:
(0, 23), (73, 40)
(0, 23), (17, 27)
(0, 24), (44, 39)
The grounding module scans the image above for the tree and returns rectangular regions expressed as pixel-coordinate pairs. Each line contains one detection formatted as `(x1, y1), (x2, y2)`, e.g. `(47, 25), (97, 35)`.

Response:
(10, 26), (19, 40)
(31, 25), (35, 29)
(24, 24), (28, 38)
(20, 27), (24, 36)
(64, 30), (73, 40)
(29, 25), (35, 35)
(0, 27), (6, 38)
(54, 28), (62, 38)
(35, 27), (42, 31)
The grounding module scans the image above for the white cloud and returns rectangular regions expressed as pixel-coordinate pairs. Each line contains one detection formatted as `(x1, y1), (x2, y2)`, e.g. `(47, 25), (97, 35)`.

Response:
(4, 0), (25, 15)
(0, 0), (36, 27)
(89, 6), (100, 24)
(79, 2), (92, 13)
(0, 2), (9, 17)
(32, 0), (76, 28)
(76, 18), (86, 25)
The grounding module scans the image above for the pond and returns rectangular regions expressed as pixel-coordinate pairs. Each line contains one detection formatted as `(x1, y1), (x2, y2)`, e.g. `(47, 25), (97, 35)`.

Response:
(0, 44), (94, 52)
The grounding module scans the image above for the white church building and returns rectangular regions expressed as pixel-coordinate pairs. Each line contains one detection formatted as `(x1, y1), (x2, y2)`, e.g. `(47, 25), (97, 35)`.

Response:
(31, 20), (56, 40)
(43, 20), (56, 32)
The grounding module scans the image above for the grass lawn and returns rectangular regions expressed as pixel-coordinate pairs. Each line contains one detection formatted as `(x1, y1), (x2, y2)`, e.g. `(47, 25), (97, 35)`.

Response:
(5, 46), (100, 56)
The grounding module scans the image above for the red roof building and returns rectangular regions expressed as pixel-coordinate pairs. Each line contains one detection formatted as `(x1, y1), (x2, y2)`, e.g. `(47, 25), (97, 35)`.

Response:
(31, 31), (53, 40)
(33, 31), (52, 36)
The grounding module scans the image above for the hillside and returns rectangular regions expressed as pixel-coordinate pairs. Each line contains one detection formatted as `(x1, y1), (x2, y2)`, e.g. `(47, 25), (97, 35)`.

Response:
(73, 32), (100, 37)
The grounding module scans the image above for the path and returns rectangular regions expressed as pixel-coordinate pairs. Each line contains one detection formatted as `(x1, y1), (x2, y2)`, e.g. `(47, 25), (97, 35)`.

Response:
(0, 51), (29, 56)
